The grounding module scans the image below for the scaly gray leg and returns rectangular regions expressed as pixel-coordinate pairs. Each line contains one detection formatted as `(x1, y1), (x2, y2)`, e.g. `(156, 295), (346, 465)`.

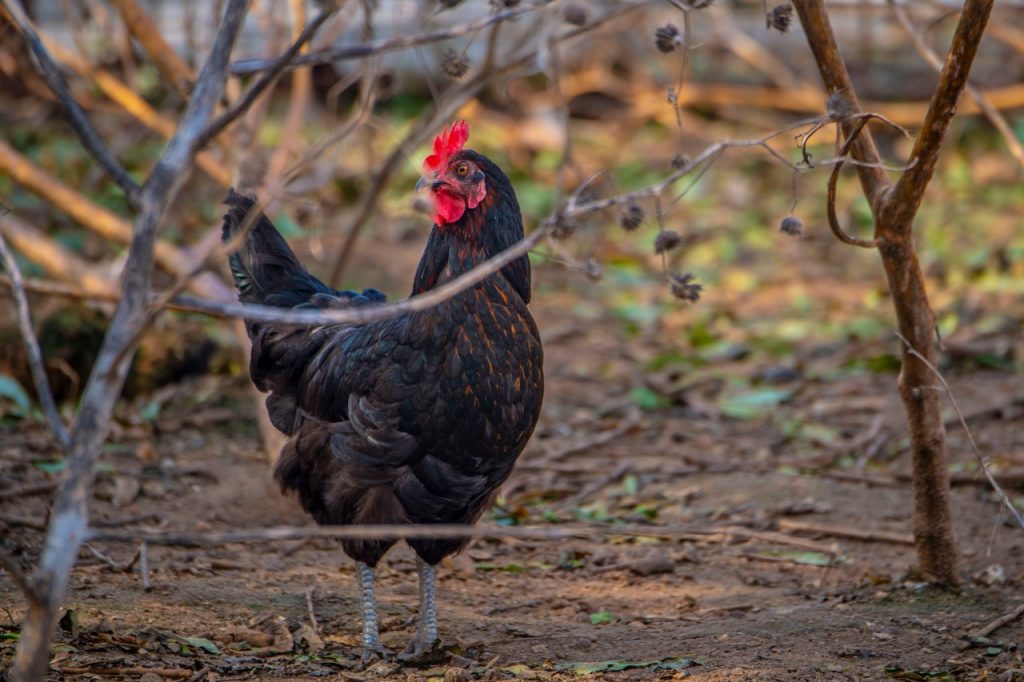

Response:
(356, 561), (391, 663)
(400, 557), (440, 660)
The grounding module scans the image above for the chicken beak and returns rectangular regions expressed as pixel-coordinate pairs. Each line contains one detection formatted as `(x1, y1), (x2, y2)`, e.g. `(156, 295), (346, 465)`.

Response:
(415, 176), (429, 192)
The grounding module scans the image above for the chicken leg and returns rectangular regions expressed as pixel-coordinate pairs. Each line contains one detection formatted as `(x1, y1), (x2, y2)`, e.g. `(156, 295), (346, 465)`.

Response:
(356, 561), (391, 663)
(399, 557), (439, 660)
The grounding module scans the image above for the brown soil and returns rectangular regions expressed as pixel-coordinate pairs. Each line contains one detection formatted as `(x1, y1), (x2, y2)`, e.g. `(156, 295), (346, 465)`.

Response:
(2, 304), (1024, 682)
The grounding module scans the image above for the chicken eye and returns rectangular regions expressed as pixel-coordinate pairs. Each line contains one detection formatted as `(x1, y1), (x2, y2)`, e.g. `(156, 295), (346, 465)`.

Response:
(455, 164), (469, 176)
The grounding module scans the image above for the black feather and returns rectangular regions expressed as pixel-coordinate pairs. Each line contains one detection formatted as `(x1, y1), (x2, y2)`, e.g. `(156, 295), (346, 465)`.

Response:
(222, 154), (544, 569)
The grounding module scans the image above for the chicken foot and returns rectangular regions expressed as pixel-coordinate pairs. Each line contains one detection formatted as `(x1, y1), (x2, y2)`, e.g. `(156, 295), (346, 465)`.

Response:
(356, 561), (392, 663)
(399, 556), (440, 661)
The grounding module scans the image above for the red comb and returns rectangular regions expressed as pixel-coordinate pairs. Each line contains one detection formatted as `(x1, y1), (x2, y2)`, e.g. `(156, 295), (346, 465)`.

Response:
(422, 120), (469, 173)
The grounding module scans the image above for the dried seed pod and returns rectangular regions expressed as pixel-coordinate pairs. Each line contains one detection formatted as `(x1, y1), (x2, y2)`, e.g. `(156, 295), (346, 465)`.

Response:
(583, 258), (602, 282)
(670, 272), (703, 302)
(767, 3), (793, 32)
(563, 3), (588, 26)
(779, 215), (804, 236)
(670, 153), (691, 170)
(551, 212), (576, 240)
(619, 203), (645, 231)
(441, 48), (470, 80)
(654, 230), (683, 254)
(826, 90), (855, 121)
(655, 24), (682, 53)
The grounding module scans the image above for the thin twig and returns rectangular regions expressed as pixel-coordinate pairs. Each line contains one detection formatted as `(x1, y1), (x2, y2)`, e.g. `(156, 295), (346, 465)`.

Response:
(0, 214), (71, 451)
(230, 0), (558, 75)
(88, 521), (840, 559)
(888, 0), (1024, 168)
(886, 0), (996, 226)
(9, 2), (250, 677)
(197, 2), (343, 150)
(0, 480), (59, 500)
(0, 548), (36, 602)
(0, 0), (143, 206)
(139, 541), (151, 591)
(109, 0), (195, 97)
(972, 602), (1024, 639)
(305, 586), (319, 636)
(894, 331), (1024, 529)
(777, 519), (915, 546)
(826, 116), (882, 249)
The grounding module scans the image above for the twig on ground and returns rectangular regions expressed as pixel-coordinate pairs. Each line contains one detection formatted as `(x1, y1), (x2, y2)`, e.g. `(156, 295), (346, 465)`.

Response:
(305, 586), (319, 635)
(0, 480), (59, 500)
(542, 413), (641, 464)
(186, 667), (212, 682)
(563, 462), (631, 506)
(58, 667), (192, 680)
(0, 549), (35, 601)
(0, 514), (48, 531)
(895, 331), (1024, 529)
(84, 544), (141, 572)
(0, 214), (71, 451)
(87, 521), (839, 559)
(972, 602), (1024, 639)
(140, 541), (151, 591)
(777, 519), (915, 546)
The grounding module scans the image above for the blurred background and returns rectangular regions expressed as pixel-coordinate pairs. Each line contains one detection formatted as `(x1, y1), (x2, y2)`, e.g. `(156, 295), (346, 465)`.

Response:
(1, 0), (1021, 427)
(2, 1), (1024, 677)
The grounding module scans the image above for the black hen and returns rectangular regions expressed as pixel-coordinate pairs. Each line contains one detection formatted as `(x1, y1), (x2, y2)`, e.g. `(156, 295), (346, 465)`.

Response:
(222, 121), (543, 661)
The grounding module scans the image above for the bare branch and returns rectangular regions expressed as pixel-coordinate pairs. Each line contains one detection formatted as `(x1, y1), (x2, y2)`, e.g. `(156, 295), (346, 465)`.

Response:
(0, 213), (118, 297)
(1, 0), (143, 207)
(791, 0), (891, 210)
(229, 0), (558, 76)
(10, 2), (250, 678)
(886, 0), (995, 228)
(895, 331), (1024, 530)
(109, 0), (196, 97)
(36, 33), (232, 187)
(0, 212), (71, 451)
(87, 521), (837, 558)
(197, 1), (343, 150)
(888, 0), (1021, 168)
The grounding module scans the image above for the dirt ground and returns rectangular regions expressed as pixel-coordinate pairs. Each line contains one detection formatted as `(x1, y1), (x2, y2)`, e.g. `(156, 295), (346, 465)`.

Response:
(2, 298), (1024, 682)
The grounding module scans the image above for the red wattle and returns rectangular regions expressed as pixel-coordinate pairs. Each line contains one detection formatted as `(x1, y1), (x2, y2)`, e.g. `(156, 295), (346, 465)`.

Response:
(433, 190), (466, 225)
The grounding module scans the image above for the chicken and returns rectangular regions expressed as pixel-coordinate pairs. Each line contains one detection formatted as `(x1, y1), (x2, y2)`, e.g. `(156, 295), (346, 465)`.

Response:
(222, 121), (544, 662)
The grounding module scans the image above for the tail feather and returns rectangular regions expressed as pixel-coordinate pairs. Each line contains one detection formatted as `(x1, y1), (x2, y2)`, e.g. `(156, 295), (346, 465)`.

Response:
(222, 189), (310, 304)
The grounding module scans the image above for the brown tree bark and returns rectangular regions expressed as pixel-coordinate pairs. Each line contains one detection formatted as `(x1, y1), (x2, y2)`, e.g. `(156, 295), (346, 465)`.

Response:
(793, 0), (995, 585)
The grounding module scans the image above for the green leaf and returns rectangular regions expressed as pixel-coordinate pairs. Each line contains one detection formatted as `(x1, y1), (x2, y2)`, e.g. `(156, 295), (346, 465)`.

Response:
(0, 375), (31, 411)
(186, 637), (221, 654)
(34, 460), (66, 474)
(630, 386), (669, 411)
(765, 550), (834, 566)
(589, 611), (615, 625)
(140, 399), (162, 422)
(719, 387), (792, 420)
(474, 562), (526, 573)
(0, 632), (19, 640)
(273, 213), (303, 238)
